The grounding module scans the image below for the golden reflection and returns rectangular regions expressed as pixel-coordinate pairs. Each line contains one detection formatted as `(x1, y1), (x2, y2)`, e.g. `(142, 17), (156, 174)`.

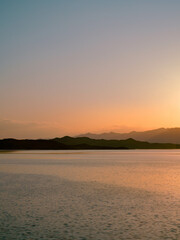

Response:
(0, 150), (180, 197)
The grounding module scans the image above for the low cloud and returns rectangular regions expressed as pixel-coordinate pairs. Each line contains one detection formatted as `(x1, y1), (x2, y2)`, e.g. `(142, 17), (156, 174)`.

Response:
(94, 125), (145, 134)
(0, 119), (66, 139)
(110, 125), (143, 133)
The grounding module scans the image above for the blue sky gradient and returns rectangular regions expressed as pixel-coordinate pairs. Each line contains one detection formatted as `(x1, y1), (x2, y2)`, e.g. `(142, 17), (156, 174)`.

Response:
(1, 0), (180, 138)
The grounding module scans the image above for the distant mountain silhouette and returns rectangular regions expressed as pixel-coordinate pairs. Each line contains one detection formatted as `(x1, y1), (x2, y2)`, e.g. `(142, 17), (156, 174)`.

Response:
(77, 128), (180, 144)
(1, 136), (180, 150)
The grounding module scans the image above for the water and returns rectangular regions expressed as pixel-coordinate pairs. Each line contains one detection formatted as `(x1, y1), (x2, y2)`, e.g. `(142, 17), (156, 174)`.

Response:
(0, 150), (180, 239)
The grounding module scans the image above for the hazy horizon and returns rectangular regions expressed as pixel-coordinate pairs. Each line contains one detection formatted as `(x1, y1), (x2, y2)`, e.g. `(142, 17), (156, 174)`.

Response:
(1, 124), (180, 140)
(1, 0), (180, 138)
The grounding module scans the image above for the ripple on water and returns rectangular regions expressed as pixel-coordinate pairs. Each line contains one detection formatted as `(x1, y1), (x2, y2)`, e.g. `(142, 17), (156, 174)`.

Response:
(0, 172), (180, 240)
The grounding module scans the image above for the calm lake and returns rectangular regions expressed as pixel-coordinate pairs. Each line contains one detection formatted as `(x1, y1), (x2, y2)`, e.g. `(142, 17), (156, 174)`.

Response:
(0, 150), (180, 239)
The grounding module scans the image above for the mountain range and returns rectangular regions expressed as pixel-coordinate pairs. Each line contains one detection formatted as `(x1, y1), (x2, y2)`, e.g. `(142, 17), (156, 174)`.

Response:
(77, 128), (180, 144)
(1, 136), (180, 150)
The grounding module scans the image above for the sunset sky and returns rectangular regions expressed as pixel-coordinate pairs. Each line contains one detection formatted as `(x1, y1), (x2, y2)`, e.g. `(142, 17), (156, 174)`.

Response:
(1, 0), (180, 138)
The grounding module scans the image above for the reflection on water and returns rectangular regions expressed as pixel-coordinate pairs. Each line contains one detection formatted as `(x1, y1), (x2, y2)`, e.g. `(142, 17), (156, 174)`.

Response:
(0, 150), (180, 239)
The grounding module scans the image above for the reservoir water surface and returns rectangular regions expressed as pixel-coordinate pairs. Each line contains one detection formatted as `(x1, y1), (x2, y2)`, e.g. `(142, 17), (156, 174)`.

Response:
(0, 150), (180, 239)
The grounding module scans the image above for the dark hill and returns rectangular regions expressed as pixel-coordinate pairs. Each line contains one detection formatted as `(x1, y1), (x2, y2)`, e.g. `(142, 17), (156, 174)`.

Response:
(55, 136), (180, 149)
(0, 136), (179, 150)
(0, 139), (68, 150)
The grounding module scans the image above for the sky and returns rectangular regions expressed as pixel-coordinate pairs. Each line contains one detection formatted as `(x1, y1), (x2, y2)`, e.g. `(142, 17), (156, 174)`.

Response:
(1, 0), (180, 138)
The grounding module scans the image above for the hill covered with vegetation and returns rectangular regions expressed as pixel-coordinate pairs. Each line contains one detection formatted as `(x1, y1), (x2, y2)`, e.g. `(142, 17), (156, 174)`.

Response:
(1, 136), (180, 150)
